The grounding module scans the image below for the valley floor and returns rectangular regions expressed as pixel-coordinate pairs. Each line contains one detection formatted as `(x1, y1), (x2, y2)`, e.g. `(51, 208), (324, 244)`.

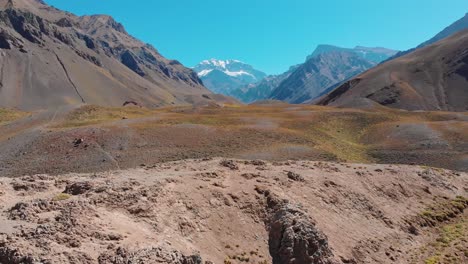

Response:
(0, 104), (467, 178)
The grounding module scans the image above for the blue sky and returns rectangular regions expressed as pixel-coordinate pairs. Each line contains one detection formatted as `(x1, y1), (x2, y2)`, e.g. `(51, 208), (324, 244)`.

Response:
(45, 0), (468, 74)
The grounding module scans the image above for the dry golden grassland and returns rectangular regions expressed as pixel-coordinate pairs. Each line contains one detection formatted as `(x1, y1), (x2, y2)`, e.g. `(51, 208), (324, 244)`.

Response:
(51, 104), (468, 164)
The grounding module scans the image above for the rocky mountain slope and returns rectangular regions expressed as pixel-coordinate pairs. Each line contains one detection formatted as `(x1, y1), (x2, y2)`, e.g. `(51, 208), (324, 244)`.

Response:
(0, 0), (222, 110)
(317, 30), (468, 111)
(193, 59), (266, 95)
(270, 50), (375, 103)
(0, 158), (466, 264)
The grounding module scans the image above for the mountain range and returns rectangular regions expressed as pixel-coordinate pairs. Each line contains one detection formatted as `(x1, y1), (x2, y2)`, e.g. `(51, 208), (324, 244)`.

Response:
(201, 45), (398, 103)
(201, 12), (468, 109)
(0, 0), (467, 112)
(0, 0), (232, 110)
(233, 45), (397, 104)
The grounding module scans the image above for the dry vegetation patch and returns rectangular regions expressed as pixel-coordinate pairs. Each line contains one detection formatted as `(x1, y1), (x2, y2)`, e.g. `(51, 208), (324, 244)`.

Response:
(1, 104), (467, 177)
(56, 105), (155, 128)
(409, 196), (468, 264)
(0, 108), (29, 124)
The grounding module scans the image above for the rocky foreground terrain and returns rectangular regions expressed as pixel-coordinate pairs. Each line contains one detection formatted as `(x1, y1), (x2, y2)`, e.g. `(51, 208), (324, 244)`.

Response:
(0, 158), (466, 264)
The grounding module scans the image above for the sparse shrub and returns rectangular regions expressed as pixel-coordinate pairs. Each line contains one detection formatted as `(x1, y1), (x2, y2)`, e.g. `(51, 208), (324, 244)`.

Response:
(53, 193), (71, 201)
(418, 196), (467, 226)
(425, 255), (440, 264)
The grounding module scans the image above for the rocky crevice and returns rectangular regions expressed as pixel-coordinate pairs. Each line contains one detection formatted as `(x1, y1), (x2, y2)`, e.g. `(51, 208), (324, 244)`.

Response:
(318, 78), (362, 105)
(366, 83), (401, 106)
(257, 188), (340, 264)
(0, 246), (35, 264)
(97, 247), (203, 264)
(54, 52), (86, 103)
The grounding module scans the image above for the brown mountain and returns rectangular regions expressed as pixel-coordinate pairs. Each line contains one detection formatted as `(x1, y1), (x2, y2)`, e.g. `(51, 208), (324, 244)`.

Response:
(0, 0), (221, 110)
(318, 30), (468, 111)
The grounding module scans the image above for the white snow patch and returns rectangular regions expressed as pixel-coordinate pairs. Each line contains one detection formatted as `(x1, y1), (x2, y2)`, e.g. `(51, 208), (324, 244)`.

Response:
(199, 59), (244, 69)
(224, 70), (255, 78)
(197, 69), (213, 77)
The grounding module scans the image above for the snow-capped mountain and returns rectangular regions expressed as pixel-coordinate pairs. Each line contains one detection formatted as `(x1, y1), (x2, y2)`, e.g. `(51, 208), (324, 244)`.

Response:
(193, 59), (267, 95)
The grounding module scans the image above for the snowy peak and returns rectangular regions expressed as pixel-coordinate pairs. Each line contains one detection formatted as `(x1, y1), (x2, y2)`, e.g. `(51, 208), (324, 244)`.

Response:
(198, 59), (243, 69)
(194, 59), (265, 79)
(193, 59), (267, 95)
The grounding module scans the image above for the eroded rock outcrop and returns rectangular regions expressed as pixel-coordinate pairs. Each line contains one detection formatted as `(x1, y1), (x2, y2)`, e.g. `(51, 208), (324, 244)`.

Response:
(98, 247), (203, 264)
(0, 246), (35, 264)
(262, 190), (340, 264)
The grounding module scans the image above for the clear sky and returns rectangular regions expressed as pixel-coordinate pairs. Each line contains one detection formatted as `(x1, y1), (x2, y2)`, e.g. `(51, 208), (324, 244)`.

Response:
(44, 0), (468, 74)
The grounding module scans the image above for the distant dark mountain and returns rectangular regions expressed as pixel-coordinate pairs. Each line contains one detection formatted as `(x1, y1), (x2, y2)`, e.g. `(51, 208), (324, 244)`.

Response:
(230, 65), (299, 103)
(270, 50), (375, 103)
(317, 29), (468, 111)
(353, 46), (399, 63)
(387, 13), (468, 61)
(193, 59), (266, 95)
(307, 45), (398, 63)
